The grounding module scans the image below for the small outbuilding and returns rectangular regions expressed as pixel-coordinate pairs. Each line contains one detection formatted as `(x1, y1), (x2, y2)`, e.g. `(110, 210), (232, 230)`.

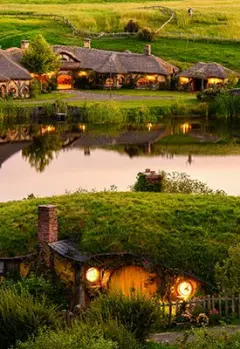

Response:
(178, 62), (239, 91)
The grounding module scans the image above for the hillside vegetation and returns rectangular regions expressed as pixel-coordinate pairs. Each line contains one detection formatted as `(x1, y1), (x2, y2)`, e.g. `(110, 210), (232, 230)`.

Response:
(1, 192), (240, 284)
(1, 0), (240, 39)
(1, 0), (240, 70)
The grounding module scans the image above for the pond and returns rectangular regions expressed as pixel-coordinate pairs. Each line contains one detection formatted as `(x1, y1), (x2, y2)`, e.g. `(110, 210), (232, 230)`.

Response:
(1, 118), (240, 202)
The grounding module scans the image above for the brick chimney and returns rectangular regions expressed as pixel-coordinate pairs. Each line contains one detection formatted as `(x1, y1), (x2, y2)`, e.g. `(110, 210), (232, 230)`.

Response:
(145, 44), (151, 56)
(21, 40), (30, 50)
(38, 205), (58, 246)
(83, 38), (91, 49)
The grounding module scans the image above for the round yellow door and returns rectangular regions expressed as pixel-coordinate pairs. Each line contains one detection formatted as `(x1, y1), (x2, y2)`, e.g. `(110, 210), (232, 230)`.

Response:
(108, 265), (158, 298)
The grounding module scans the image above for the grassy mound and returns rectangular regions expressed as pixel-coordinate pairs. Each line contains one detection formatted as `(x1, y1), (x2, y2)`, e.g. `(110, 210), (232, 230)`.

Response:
(1, 192), (240, 284)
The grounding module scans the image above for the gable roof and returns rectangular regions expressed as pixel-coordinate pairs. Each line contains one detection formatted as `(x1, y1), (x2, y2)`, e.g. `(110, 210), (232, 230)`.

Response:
(0, 50), (32, 81)
(4, 44), (178, 77)
(178, 62), (239, 79)
(53, 45), (178, 75)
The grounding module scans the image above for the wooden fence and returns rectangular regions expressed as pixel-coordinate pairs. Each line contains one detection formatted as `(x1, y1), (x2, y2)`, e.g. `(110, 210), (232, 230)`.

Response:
(160, 295), (240, 323)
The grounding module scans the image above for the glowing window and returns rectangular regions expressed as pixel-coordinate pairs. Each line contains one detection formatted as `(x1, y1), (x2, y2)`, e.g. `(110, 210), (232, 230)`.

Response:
(86, 267), (100, 283)
(177, 281), (193, 298)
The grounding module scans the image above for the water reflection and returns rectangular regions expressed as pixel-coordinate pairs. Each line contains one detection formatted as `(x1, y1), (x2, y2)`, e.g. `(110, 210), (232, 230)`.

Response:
(1, 118), (240, 200)
(1, 119), (240, 173)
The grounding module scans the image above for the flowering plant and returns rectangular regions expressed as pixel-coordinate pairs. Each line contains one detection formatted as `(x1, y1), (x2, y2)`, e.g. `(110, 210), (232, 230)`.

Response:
(196, 313), (209, 327)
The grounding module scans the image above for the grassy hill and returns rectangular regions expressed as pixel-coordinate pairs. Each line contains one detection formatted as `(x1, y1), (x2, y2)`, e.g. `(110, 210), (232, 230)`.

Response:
(1, 192), (240, 285)
(1, 0), (240, 39)
(1, 0), (240, 70)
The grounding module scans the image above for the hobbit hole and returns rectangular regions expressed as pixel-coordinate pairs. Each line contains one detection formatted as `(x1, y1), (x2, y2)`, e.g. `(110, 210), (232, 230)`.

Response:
(108, 265), (158, 298)
(0, 205), (202, 306)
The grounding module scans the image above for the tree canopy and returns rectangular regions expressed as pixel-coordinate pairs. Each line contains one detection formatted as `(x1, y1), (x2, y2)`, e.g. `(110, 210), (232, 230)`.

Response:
(21, 35), (61, 79)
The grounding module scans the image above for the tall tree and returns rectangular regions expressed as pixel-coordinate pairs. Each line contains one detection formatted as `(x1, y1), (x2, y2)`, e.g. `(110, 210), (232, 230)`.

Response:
(21, 35), (61, 91)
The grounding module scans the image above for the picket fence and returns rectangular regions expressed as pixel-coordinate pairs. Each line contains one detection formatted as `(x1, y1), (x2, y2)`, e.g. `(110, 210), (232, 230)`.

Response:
(160, 295), (240, 323)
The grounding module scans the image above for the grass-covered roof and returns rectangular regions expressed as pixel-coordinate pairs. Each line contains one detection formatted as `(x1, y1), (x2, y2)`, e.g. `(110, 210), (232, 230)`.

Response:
(1, 192), (240, 284)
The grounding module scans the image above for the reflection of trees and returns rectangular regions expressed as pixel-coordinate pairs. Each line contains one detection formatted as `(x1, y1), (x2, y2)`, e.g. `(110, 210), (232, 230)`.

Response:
(22, 134), (63, 172)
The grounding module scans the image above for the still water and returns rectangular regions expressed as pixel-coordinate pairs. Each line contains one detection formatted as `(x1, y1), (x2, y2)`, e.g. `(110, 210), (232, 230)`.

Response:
(1, 119), (240, 202)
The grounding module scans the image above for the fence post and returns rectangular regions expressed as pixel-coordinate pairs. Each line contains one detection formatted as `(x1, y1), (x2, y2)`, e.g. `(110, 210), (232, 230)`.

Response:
(207, 295), (211, 311)
(225, 297), (229, 317)
(212, 295), (215, 310)
(176, 300), (179, 316)
(219, 295), (222, 317)
(232, 296), (235, 314)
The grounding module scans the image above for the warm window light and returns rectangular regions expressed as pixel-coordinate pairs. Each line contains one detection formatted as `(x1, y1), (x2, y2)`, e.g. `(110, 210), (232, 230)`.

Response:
(208, 78), (223, 85)
(177, 281), (193, 298)
(47, 125), (55, 133)
(179, 77), (190, 84)
(146, 122), (153, 131)
(146, 75), (155, 81)
(86, 267), (100, 283)
(41, 125), (55, 135)
(180, 122), (192, 134)
(78, 71), (87, 77)
(78, 124), (86, 132)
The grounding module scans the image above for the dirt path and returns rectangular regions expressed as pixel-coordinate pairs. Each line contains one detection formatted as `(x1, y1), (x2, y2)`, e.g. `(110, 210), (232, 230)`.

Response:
(151, 325), (240, 345)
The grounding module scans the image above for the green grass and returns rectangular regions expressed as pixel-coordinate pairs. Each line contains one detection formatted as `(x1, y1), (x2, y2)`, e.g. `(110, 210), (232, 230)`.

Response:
(35, 92), (77, 100)
(68, 98), (197, 109)
(1, 19), (239, 71)
(0, 10), (240, 71)
(1, 0), (240, 40)
(76, 90), (197, 98)
(1, 192), (240, 285)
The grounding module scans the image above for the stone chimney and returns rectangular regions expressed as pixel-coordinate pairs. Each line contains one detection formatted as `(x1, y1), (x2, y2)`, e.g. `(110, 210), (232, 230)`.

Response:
(145, 44), (151, 56)
(83, 38), (91, 49)
(21, 40), (30, 50)
(38, 205), (58, 246)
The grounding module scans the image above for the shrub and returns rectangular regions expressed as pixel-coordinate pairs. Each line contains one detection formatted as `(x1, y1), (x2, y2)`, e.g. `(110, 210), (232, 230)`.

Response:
(180, 328), (240, 349)
(124, 19), (139, 33)
(197, 87), (224, 101)
(133, 171), (164, 192)
(209, 309), (220, 325)
(46, 76), (58, 92)
(85, 293), (162, 342)
(30, 79), (41, 98)
(162, 171), (225, 195)
(16, 323), (117, 349)
(0, 273), (67, 307)
(0, 288), (60, 349)
(99, 319), (141, 349)
(133, 170), (225, 195)
(137, 27), (155, 41)
(210, 93), (240, 117)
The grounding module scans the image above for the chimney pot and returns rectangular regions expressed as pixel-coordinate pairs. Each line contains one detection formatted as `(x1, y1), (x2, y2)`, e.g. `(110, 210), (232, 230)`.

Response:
(83, 38), (91, 49)
(38, 205), (58, 246)
(21, 40), (30, 50)
(145, 44), (151, 56)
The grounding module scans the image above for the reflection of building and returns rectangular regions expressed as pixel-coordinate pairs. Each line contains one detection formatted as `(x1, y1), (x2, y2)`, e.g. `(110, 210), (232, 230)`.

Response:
(84, 147), (91, 156)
